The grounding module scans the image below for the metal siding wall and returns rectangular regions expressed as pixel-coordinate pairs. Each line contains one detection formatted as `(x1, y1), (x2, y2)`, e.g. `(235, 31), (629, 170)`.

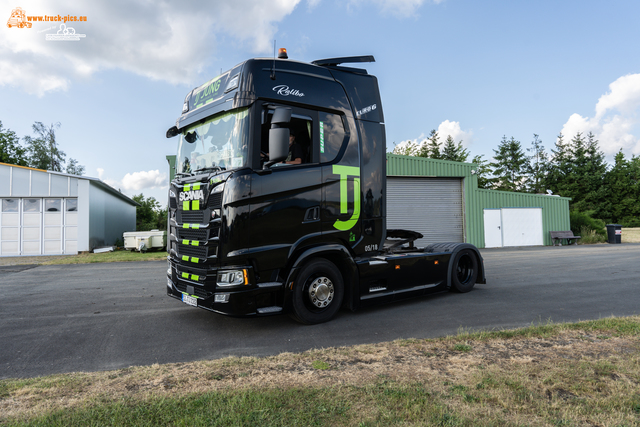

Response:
(385, 154), (571, 248)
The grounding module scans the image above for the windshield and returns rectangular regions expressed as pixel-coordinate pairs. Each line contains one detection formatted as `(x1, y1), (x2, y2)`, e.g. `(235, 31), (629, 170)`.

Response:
(176, 108), (250, 175)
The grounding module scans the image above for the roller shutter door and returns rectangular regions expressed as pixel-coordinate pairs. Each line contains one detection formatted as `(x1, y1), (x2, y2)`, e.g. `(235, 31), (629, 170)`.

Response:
(386, 177), (464, 247)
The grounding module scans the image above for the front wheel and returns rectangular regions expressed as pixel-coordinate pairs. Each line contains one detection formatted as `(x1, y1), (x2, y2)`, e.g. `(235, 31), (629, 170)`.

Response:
(290, 258), (344, 325)
(450, 249), (478, 293)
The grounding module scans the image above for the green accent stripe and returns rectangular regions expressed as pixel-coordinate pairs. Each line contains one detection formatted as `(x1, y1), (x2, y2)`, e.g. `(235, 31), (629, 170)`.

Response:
(193, 183), (201, 190)
(182, 256), (189, 262)
(192, 200), (200, 210)
(191, 241), (199, 247)
(182, 239), (189, 245)
(191, 224), (199, 229)
(183, 201), (190, 211)
(191, 257), (199, 263)
(183, 223), (190, 229)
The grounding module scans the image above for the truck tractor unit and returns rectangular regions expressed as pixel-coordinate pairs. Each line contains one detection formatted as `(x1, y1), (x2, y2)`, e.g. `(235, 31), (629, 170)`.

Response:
(165, 51), (486, 324)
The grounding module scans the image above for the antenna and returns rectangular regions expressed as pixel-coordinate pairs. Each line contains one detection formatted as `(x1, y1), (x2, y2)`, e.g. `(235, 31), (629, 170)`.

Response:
(270, 40), (276, 80)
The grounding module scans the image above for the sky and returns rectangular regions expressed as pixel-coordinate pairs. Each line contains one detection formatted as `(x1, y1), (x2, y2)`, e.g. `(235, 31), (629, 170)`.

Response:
(2, 0), (640, 206)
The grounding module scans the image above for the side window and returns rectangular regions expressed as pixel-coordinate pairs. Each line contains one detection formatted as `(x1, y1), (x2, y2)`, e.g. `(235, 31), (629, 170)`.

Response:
(319, 112), (346, 163)
(261, 107), (313, 166)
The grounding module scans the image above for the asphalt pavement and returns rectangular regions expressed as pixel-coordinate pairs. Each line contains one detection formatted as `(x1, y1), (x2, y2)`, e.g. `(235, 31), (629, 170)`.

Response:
(1, 243), (639, 379)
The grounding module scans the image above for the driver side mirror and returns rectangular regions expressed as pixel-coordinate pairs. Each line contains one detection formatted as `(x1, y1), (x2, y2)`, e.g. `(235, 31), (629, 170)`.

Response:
(264, 107), (291, 168)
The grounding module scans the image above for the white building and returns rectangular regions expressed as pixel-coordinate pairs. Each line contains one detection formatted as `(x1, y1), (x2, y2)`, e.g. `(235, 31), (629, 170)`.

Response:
(0, 162), (137, 256)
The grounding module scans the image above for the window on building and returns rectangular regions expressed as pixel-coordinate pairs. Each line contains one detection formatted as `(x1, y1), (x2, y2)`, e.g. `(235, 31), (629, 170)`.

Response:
(23, 199), (41, 212)
(45, 199), (62, 212)
(66, 199), (78, 212)
(1, 199), (19, 212)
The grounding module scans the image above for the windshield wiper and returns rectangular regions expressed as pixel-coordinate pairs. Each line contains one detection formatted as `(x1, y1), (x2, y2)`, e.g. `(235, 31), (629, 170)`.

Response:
(193, 166), (225, 174)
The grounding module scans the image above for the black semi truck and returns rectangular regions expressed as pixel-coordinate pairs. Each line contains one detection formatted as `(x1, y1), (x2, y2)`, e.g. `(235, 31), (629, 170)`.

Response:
(165, 51), (485, 324)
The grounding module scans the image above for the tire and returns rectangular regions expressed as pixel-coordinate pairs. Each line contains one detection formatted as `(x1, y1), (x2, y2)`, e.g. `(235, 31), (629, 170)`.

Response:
(290, 258), (344, 325)
(450, 249), (478, 293)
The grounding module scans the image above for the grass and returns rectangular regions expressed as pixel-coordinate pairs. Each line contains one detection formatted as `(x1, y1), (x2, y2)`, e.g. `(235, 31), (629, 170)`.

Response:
(2, 316), (640, 426)
(40, 250), (167, 265)
(622, 227), (640, 243)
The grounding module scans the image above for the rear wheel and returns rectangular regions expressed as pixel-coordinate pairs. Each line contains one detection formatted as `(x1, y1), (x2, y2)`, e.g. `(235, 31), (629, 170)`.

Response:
(450, 249), (478, 293)
(290, 258), (344, 324)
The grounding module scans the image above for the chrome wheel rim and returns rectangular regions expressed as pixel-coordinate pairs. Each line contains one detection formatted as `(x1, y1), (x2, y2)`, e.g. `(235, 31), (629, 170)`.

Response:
(307, 276), (334, 308)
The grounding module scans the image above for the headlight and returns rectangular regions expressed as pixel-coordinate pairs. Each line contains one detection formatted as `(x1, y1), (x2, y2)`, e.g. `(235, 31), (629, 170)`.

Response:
(169, 189), (176, 198)
(217, 269), (247, 287)
(212, 184), (224, 193)
(167, 261), (172, 276)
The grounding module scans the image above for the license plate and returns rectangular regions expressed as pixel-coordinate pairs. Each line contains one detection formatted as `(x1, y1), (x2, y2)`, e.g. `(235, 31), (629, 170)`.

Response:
(182, 293), (197, 307)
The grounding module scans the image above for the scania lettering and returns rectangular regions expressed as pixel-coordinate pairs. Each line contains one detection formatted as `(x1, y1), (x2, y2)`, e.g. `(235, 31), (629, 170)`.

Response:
(165, 51), (486, 324)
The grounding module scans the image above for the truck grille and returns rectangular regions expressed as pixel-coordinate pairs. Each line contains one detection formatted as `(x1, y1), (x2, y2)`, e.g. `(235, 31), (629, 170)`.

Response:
(181, 211), (205, 223)
(174, 281), (212, 299)
(177, 228), (207, 241)
(208, 193), (222, 209)
(177, 244), (207, 259)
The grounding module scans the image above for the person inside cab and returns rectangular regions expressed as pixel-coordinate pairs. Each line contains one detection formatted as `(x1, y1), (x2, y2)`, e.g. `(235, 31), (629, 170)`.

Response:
(284, 130), (304, 165)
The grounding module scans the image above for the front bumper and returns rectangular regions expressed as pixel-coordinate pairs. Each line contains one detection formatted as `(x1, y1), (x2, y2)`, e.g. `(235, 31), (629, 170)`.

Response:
(166, 276), (285, 317)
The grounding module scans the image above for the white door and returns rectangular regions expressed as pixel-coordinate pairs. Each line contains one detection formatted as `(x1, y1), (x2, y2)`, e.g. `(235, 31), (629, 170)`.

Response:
(64, 199), (78, 254)
(1, 199), (21, 256)
(483, 209), (503, 248)
(22, 198), (42, 255)
(502, 208), (543, 246)
(44, 198), (63, 254)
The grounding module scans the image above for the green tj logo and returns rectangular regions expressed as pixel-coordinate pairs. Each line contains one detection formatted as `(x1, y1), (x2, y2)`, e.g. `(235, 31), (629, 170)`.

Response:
(332, 165), (360, 231)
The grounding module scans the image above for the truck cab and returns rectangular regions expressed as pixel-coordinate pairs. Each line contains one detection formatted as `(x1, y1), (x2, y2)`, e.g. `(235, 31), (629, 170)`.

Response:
(166, 54), (485, 324)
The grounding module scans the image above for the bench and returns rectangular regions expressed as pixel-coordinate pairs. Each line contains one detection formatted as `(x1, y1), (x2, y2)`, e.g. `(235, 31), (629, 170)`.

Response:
(550, 231), (581, 246)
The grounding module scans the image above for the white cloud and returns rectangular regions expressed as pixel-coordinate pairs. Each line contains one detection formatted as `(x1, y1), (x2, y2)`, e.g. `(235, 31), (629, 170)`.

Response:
(436, 120), (473, 145)
(347, 0), (438, 17)
(100, 169), (167, 194)
(0, 0), (302, 94)
(561, 73), (640, 156)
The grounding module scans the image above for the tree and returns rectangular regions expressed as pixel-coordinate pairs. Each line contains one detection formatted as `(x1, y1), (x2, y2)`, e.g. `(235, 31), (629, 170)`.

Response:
(596, 151), (640, 225)
(65, 158), (85, 176)
(0, 121), (28, 166)
(441, 135), (469, 163)
(421, 129), (441, 159)
(489, 136), (529, 191)
(471, 154), (492, 189)
(524, 134), (548, 194)
(542, 132), (571, 196)
(132, 194), (167, 231)
(23, 122), (66, 171)
(392, 140), (420, 156)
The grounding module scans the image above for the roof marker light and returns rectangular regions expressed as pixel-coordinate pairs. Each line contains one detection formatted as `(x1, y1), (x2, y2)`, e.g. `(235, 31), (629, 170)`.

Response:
(278, 48), (288, 59)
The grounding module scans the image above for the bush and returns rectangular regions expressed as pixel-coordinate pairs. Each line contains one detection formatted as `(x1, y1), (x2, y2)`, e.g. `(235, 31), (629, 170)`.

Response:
(570, 211), (606, 237)
(578, 226), (607, 244)
(621, 217), (640, 227)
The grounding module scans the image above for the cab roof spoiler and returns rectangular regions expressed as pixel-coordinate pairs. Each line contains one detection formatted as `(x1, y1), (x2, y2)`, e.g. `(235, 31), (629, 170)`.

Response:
(311, 55), (375, 67)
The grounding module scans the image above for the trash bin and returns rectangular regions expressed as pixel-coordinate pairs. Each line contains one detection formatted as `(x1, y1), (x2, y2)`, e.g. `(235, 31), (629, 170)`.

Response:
(606, 224), (622, 244)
